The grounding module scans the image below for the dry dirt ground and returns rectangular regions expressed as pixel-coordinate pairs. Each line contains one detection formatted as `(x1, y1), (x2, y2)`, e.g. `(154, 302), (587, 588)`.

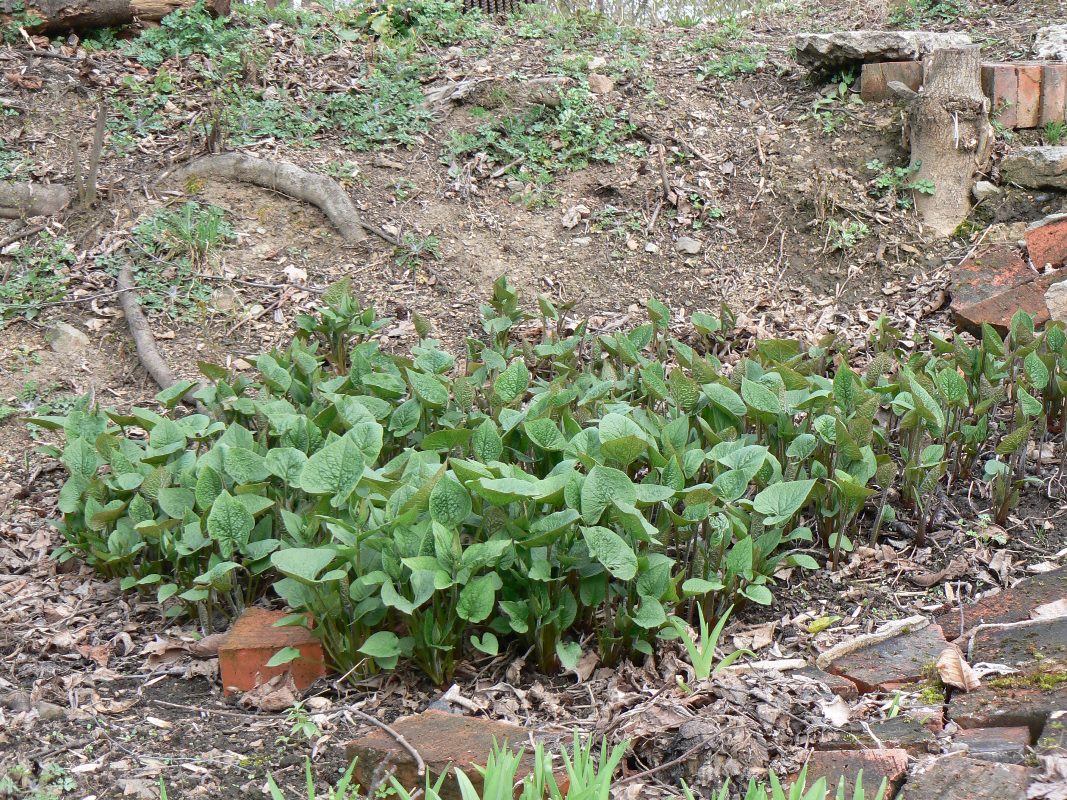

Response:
(1, 0), (1067, 795)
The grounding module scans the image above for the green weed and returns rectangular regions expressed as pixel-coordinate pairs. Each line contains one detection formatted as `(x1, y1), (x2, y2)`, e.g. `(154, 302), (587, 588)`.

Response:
(865, 159), (935, 209)
(698, 47), (767, 80)
(888, 0), (970, 27)
(1044, 120), (1066, 146)
(0, 232), (75, 323)
(826, 219), (870, 252)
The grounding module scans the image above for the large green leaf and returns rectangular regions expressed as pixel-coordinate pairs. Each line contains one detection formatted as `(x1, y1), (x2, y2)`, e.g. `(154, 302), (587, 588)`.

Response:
(752, 479), (815, 525)
(598, 413), (648, 466)
(271, 547), (337, 583)
(298, 434), (366, 507)
(428, 475), (472, 527)
(457, 573), (502, 622)
(524, 418), (568, 452)
(580, 465), (636, 523)
(494, 359), (530, 404)
(206, 490), (254, 558)
(581, 525), (637, 580)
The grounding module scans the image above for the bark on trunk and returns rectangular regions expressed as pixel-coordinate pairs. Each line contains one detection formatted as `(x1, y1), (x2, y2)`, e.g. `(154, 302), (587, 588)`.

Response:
(908, 46), (992, 238)
(0, 182), (70, 218)
(2, 0), (228, 33)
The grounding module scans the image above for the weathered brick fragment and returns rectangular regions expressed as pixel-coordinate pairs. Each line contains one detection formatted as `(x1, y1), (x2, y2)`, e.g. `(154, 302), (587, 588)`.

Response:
(898, 754), (1030, 799)
(218, 608), (325, 695)
(799, 749), (908, 798)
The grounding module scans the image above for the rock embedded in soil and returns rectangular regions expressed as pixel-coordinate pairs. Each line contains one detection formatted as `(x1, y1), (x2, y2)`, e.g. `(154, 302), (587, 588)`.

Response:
(973, 181), (1002, 202)
(46, 321), (90, 354)
(217, 607), (325, 695)
(793, 31), (972, 71)
(587, 73), (614, 94)
(1001, 147), (1067, 191)
(799, 749), (908, 797)
(824, 622), (950, 693)
(898, 754), (1030, 799)
(345, 710), (561, 800)
(1027, 213), (1067, 270)
(1035, 25), (1067, 61)
(934, 566), (1066, 638)
(953, 726), (1030, 764)
(674, 236), (701, 255)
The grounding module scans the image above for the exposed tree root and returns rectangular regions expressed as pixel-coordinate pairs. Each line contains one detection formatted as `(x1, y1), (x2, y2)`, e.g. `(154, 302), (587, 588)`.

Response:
(116, 263), (202, 409)
(167, 153), (368, 244)
(0, 182), (70, 218)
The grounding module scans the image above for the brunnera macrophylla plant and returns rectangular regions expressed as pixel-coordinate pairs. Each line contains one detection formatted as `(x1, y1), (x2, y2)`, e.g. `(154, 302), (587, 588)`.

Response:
(41, 278), (1065, 684)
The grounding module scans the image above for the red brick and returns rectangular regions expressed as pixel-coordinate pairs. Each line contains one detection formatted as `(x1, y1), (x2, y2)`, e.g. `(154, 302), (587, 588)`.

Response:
(1027, 213), (1067, 270)
(934, 566), (1067, 639)
(345, 710), (561, 800)
(798, 749), (908, 798)
(218, 608), (325, 695)
(952, 684), (1067, 737)
(861, 61), (923, 102)
(983, 64), (1018, 129)
(825, 623), (950, 693)
(949, 244), (1067, 334)
(1017, 65), (1043, 129)
(955, 726), (1030, 764)
(898, 754), (1030, 799)
(1041, 64), (1067, 126)
(795, 666), (860, 700)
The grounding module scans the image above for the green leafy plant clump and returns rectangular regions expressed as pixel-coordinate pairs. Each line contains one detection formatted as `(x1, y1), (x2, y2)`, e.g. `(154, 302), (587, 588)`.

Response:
(45, 278), (1063, 685)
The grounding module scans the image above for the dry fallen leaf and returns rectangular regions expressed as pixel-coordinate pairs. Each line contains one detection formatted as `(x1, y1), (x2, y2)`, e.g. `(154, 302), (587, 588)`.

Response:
(937, 647), (980, 692)
(820, 695), (851, 727)
(238, 672), (297, 712)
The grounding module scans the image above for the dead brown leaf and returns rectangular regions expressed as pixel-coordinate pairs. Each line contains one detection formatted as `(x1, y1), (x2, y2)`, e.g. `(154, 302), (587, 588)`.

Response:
(937, 646), (980, 692)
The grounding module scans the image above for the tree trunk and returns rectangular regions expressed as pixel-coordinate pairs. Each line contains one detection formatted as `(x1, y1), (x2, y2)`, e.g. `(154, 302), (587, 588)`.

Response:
(908, 46), (992, 238)
(2, 0), (228, 33)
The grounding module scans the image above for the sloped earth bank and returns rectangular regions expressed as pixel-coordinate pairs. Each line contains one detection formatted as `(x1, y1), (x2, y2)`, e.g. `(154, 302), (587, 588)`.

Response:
(2, 0), (1067, 795)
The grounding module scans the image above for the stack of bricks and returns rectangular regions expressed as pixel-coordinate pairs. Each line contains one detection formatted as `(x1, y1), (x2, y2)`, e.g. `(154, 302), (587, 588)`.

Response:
(860, 61), (1067, 129)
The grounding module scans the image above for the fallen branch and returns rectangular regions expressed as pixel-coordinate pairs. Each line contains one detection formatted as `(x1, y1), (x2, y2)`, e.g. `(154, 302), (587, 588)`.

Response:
(0, 182), (70, 218)
(116, 262), (201, 408)
(166, 153), (367, 244)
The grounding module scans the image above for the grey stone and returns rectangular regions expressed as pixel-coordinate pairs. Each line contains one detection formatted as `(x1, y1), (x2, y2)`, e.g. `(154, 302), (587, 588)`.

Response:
(1044, 280), (1067, 323)
(1001, 147), (1067, 191)
(1035, 25), (1067, 61)
(572, 237), (592, 247)
(46, 321), (90, 354)
(36, 701), (67, 720)
(644, 242), (659, 253)
(793, 30), (972, 70)
(675, 236), (702, 255)
(973, 181), (1002, 202)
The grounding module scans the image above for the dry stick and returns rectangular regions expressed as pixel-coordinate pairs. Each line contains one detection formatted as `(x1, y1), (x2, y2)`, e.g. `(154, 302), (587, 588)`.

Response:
(349, 707), (426, 777)
(116, 262), (202, 409)
(80, 98), (107, 209)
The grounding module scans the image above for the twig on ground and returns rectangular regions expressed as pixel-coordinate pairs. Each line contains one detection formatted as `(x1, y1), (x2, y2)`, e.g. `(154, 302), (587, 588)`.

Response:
(349, 707), (426, 777)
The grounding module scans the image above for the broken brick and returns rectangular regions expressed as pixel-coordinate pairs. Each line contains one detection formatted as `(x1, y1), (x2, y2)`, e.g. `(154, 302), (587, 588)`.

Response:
(820, 716), (937, 756)
(983, 63), (1018, 129)
(1017, 64), (1044, 129)
(1041, 64), (1067, 126)
(826, 623), (950, 693)
(898, 754), (1030, 799)
(345, 710), (562, 800)
(218, 608), (325, 696)
(795, 666), (860, 700)
(934, 566), (1067, 639)
(798, 749), (908, 798)
(1027, 213), (1067, 270)
(950, 618), (1067, 736)
(860, 61), (923, 102)
(950, 244), (1067, 333)
(955, 726), (1030, 764)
